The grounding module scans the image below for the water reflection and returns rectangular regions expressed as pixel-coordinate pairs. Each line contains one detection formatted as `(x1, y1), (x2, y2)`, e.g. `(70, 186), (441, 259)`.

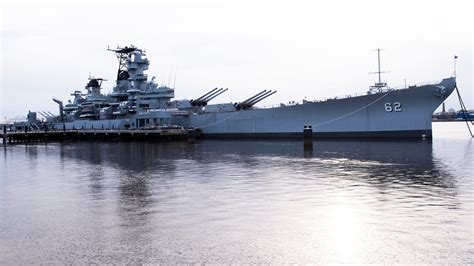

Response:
(56, 139), (458, 212)
(57, 142), (180, 232)
(59, 142), (179, 171)
(194, 139), (454, 187)
(1, 135), (471, 264)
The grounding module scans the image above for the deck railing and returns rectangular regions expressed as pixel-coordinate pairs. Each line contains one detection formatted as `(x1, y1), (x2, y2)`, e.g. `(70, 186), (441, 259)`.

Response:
(258, 79), (442, 109)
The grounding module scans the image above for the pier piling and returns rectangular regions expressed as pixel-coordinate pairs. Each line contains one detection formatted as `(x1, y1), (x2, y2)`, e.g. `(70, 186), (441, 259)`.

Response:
(2, 126), (6, 145)
(2, 128), (189, 144)
(303, 124), (313, 151)
(187, 128), (196, 143)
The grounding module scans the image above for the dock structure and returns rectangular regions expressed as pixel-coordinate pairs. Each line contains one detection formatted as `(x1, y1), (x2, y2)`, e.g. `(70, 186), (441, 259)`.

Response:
(1, 128), (189, 144)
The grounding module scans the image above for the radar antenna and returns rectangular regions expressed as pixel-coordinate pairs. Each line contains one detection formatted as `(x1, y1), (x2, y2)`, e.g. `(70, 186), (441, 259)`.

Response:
(107, 45), (137, 84)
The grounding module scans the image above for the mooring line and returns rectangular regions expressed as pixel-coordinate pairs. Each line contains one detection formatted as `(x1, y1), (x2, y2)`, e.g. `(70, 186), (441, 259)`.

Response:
(455, 84), (474, 137)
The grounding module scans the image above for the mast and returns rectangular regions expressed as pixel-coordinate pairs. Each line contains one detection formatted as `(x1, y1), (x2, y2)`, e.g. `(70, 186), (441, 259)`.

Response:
(369, 48), (390, 93)
(453, 55), (458, 78)
(107, 45), (137, 85)
(377, 48), (382, 84)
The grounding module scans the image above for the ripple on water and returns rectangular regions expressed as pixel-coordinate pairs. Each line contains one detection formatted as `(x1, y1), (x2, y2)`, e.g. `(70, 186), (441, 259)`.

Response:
(1, 124), (473, 264)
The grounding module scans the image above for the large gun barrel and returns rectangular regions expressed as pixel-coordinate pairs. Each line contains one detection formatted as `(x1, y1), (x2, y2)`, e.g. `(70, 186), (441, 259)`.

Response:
(200, 88), (224, 102)
(235, 90), (276, 110)
(191, 88), (229, 107)
(40, 111), (55, 118)
(240, 90), (267, 105)
(204, 88), (228, 102)
(38, 111), (48, 118)
(192, 88), (218, 102)
(247, 90), (277, 106)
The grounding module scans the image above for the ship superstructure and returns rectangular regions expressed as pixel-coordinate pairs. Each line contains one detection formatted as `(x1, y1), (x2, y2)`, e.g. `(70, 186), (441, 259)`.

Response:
(51, 46), (176, 129)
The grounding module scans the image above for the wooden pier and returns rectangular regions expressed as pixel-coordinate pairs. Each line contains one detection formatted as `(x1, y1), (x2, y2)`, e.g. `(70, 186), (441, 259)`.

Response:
(1, 128), (191, 144)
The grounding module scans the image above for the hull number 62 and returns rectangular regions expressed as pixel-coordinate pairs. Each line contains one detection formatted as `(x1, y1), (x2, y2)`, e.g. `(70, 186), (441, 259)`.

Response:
(385, 102), (402, 112)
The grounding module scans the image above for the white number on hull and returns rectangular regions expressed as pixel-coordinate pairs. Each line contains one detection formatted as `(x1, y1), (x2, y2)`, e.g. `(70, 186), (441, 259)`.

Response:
(393, 102), (402, 112)
(385, 102), (402, 112)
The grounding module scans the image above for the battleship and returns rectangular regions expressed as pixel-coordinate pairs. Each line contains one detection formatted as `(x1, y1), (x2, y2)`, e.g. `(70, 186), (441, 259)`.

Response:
(9, 46), (457, 138)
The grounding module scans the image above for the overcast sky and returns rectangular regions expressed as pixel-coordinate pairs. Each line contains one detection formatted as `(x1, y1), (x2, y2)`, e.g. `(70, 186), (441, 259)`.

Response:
(1, 0), (472, 119)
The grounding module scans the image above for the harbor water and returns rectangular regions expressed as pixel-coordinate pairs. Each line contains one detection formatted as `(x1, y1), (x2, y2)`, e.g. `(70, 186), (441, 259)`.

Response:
(0, 122), (472, 264)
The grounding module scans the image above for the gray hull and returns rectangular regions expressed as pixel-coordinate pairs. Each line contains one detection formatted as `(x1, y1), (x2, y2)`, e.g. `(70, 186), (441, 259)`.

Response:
(188, 78), (456, 138)
(45, 46), (456, 139)
(55, 78), (455, 139)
